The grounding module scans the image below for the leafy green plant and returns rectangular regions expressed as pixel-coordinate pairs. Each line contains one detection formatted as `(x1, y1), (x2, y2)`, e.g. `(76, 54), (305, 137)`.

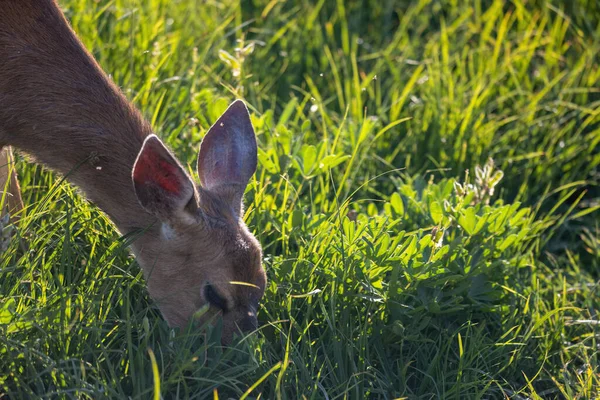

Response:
(1, 0), (598, 398)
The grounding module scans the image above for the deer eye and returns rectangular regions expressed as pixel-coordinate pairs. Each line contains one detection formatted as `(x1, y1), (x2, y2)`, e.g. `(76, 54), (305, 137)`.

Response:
(204, 283), (228, 312)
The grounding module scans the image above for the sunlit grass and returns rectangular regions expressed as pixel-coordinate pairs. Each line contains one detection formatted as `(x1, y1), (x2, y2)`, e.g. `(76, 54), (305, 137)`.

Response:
(1, 0), (599, 398)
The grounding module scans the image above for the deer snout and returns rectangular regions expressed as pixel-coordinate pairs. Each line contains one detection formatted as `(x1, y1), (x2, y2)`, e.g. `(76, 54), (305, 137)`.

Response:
(221, 308), (258, 345)
(238, 308), (258, 332)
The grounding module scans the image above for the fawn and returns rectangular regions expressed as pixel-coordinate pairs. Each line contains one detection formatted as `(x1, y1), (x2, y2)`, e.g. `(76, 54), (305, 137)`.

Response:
(0, 0), (266, 344)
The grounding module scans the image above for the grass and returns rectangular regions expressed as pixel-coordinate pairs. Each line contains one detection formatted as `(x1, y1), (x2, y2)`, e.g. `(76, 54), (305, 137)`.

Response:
(1, 0), (599, 398)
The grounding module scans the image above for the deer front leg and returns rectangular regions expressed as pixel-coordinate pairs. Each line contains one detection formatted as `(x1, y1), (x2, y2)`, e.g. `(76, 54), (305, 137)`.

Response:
(0, 146), (24, 222)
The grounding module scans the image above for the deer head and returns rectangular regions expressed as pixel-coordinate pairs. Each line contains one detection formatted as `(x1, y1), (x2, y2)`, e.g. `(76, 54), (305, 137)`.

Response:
(0, 1), (267, 345)
(131, 100), (266, 344)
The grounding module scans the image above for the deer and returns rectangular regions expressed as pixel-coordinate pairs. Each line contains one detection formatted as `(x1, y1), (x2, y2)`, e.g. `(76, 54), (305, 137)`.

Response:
(0, 0), (266, 344)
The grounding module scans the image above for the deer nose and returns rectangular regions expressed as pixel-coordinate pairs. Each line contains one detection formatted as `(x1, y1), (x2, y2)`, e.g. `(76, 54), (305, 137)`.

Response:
(238, 309), (258, 332)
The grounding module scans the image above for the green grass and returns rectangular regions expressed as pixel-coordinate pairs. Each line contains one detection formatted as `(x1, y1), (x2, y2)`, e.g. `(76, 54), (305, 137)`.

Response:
(1, 0), (599, 398)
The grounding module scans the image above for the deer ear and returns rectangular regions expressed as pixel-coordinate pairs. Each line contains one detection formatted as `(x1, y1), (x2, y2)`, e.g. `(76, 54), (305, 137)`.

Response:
(132, 135), (196, 221)
(197, 100), (257, 216)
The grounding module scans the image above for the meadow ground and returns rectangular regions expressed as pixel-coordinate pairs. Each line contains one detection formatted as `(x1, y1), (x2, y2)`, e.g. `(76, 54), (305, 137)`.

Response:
(1, 0), (599, 398)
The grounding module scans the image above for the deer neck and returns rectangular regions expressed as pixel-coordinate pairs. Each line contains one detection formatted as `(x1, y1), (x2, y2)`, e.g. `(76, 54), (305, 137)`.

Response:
(0, 0), (159, 235)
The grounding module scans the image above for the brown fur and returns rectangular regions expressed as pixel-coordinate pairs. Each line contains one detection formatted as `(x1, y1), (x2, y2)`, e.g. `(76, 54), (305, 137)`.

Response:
(0, 0), (265, 344)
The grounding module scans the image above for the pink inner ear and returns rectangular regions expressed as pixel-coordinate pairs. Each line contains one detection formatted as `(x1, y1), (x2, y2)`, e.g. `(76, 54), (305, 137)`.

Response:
(133, 150), (182, 194)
